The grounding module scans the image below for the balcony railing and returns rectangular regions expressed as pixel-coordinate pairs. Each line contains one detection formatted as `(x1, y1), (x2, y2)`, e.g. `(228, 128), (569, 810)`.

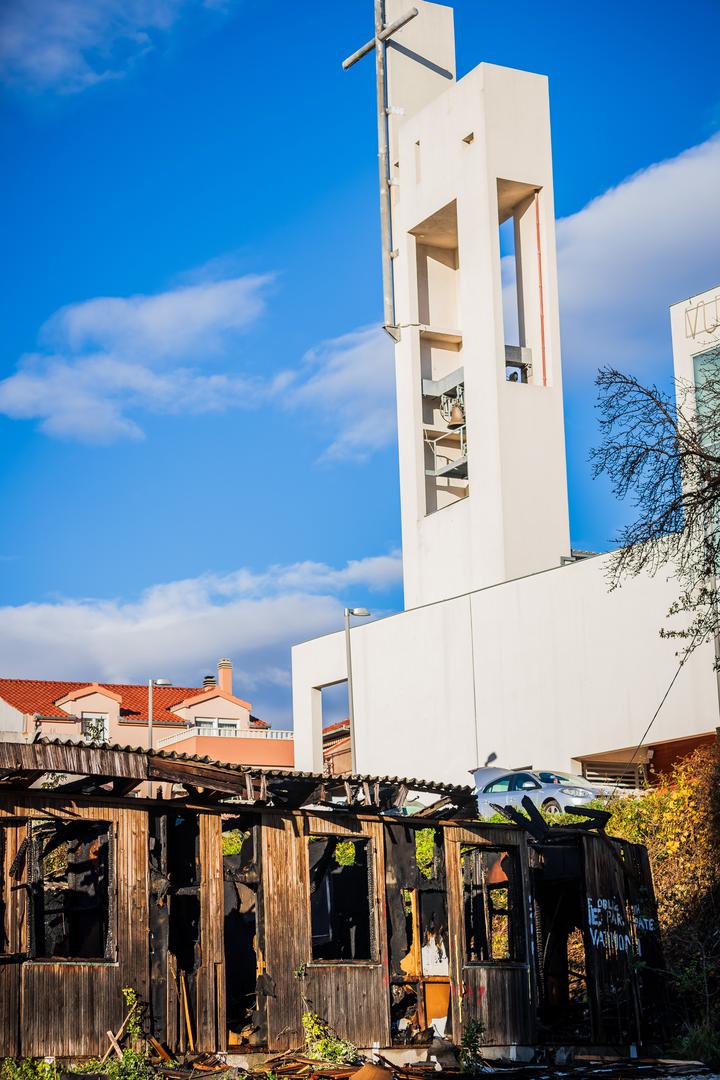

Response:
(158, 725), (294, 749)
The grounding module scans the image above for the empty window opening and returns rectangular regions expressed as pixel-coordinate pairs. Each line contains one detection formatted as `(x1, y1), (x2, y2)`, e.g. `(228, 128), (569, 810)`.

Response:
(320, 681), (351, 776)
(531, 845), (591, 1043)
(309, 836), (373, 961)
(462, 846), (523, 963)
(497, 179), (544, 385)
(386, 825), (450, 1045)
(223, 818), (263, 1048)
(413, 202), (469, 514)
(499, 215), (520, 349)
(29, 819), (113, 960)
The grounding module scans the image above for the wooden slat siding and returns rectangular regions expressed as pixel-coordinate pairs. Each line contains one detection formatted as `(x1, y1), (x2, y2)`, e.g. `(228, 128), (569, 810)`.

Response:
(196, 813), (225, 1052)
(0, 744), (146, 780)
(0, 797), (149, 1058)
(445, 824), (534, 1048)
(302, 816), (390, 1049)
(262, 812), (391, 1051)
(581, 835), (640, 1046)
(262, 815), (309, 1049)
(0, 821), (22, 1056)
(624, 842), (665, 1042)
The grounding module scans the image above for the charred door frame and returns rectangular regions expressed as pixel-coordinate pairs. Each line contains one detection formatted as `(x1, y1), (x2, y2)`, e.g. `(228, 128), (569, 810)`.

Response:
(445, 823), (536, 1048)
(0, 818), (28, 1058)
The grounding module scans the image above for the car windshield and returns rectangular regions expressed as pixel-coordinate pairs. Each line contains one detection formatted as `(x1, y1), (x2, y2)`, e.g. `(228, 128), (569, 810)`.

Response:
(536, 771), (591, 787)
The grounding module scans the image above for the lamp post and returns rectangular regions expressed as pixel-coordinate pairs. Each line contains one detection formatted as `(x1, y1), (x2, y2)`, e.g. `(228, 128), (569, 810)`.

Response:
(147, 678), (173, 751)
(344, 607), (371, 773)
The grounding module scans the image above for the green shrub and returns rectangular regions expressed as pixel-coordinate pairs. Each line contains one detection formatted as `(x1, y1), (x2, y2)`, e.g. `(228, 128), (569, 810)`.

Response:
(301, 1012), (359, 1064)
(0, 1060), (61, 1080)
(459, 1017), (486, 1073)
(222, 828), (249, 856)
(415, 828), (436, 879)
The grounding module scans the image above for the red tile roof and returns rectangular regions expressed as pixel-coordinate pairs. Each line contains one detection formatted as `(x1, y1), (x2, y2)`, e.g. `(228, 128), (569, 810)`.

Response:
(323, 718), (351, 738)
(0, 679), (258, 726)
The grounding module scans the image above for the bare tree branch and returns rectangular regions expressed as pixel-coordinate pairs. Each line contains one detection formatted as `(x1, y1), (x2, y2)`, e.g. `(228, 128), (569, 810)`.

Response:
(592, 363), (720, 665)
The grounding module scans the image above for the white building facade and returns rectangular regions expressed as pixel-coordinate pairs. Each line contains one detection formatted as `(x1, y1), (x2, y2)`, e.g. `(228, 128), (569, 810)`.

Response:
(291, 2), (719, 786)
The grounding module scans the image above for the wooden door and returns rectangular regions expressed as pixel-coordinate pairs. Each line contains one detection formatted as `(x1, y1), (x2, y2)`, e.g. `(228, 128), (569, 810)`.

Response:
(445, 824), (535, 1048)
(0, 820), (25, 1057)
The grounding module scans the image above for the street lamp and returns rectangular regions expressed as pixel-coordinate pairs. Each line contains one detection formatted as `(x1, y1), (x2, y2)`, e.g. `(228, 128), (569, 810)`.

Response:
(344, 607), (371, 773)
(148, 678), (173, 751)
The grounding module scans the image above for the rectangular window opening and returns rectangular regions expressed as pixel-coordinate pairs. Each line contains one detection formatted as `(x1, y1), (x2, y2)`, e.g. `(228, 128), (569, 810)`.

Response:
(29, 819), (114, 961)
(320, 681), (351, 777)
(411, 201), (469, 515)
(309, 836), (373, 961)
(497, 179), (541, 385)
(462, 845), (522, 963)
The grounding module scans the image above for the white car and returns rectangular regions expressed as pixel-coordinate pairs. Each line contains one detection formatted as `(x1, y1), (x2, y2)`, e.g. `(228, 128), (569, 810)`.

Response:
(472, 767), (612, 817)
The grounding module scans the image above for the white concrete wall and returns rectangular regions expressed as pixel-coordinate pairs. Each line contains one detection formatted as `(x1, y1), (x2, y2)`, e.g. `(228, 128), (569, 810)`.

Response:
(292, 555), (717, 784)
(389, 53), (571, 611)
(0, 698), (24, 742)
(671, 285), (720, 384)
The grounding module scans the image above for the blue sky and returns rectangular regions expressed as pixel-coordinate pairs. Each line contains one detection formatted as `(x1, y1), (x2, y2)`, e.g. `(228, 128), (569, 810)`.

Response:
(1, 0), (719, 724)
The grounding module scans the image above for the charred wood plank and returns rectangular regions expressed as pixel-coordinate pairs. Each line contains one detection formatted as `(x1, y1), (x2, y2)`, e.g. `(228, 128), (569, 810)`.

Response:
(0, 742), (146, 780)
(148, 758), (246, 795)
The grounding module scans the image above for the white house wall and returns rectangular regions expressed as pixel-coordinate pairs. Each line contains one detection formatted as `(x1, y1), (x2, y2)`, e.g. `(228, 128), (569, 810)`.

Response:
(292, 554), (716, 784)
(0, 698), (23, 742)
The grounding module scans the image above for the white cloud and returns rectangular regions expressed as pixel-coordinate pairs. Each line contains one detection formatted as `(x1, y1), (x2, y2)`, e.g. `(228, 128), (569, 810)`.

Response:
(0, 272), (274, 443)
(0, 0), (233, 94)
(284, 326), (397, 461)
(556, 133), (720, 379)
(0, 552), (403, 724)
(9, 136), (716, 451)
(43, 275), (272, 359)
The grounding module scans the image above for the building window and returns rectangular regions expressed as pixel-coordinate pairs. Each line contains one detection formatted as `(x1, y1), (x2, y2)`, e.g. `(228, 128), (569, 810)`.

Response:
(462, 846), (523, 963)
(29, 820), (114, 961)
(194, 718), (239, 736)
(309, 836), (373, 962)
(81, 712), (109, 742)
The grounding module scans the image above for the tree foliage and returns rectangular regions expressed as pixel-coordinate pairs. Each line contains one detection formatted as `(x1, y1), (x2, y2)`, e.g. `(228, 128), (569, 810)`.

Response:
(592, 364), (720, 662)
(607, 746), (720, 1062)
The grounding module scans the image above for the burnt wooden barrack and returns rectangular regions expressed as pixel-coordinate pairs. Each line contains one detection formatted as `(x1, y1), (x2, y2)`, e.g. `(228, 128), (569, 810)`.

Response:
(0, 740), (664, 1060)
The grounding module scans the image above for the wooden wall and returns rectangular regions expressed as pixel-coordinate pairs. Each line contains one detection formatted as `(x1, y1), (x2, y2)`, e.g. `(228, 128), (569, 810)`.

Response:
(0, 796), (149, 1059)
(261, 811), (391, 1050)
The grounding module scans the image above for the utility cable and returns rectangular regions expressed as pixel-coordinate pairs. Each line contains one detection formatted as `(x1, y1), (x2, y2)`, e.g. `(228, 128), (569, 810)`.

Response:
(602, 653), (688, 804)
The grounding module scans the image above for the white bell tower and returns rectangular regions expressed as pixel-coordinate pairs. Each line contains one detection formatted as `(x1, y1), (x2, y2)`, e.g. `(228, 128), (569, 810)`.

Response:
(381, 2), (572, 608)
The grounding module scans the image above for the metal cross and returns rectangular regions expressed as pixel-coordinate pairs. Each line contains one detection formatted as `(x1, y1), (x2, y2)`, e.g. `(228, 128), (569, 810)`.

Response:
(343, 3), (419, 341)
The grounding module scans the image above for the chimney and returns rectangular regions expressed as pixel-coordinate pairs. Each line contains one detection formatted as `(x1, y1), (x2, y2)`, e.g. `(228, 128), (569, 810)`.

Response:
(203, 674), (216, 690)
(218, 658), (232, 696)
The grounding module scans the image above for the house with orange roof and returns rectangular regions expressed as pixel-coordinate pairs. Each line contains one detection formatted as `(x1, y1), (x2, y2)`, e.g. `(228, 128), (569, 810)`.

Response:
(0, 658), (294, 768)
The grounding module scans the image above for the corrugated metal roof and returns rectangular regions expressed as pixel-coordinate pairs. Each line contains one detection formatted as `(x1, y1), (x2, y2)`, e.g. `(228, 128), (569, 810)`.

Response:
(21, 736), (473, 795)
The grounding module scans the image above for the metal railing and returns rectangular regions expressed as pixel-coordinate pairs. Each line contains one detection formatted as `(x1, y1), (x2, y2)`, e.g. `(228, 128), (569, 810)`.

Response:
(157, 725), (294, 748)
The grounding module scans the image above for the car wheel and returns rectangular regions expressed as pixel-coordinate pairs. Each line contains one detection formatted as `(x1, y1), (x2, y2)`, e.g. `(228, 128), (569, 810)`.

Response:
(542, 798), (562, 815)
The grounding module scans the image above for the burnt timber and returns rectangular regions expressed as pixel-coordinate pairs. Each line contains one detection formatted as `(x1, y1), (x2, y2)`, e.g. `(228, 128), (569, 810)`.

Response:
(0, 740), (664, 1060)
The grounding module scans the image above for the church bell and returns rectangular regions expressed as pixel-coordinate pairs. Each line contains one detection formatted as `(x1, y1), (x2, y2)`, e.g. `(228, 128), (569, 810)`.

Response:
(447, 402), (465, 430)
